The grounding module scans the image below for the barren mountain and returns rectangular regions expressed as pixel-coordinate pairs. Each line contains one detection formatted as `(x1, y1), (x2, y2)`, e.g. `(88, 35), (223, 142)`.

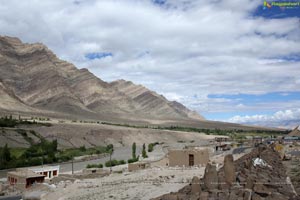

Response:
(110, 79), (204, 120)
(289, 126), (300, 136)
(0, 35), (204, 122)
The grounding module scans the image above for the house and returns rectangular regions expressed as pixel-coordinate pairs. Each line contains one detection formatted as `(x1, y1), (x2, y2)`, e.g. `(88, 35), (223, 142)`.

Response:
(215, 143), (231, 151)
(283, 136), (300, 144)
(168, 148), (209, 167)
(7, 170), (45, 191)
(253, 136), (263, 147)
(215, 137), (230, 143)
(29, 165), (59, 180)
(128, 162), (150, 172)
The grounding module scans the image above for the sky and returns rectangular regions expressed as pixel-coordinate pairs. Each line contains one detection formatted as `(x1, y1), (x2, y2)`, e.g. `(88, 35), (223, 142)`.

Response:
(0, 0), (299, 128)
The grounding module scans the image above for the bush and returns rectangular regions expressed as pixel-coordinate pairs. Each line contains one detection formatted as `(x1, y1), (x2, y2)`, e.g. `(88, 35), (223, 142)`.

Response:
(148, 143), (154, 152)
(79, 146), (86, 152)
(105, 159), (125, 167)
(148, 142), (159, 152)
(128, 156), (139, 163)
(86, 163), (103, 168)
(119, 160), (126, 165)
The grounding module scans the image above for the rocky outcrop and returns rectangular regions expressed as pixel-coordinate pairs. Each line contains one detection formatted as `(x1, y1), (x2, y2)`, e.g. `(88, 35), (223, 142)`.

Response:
(153, 146), (298, 200)
(223, 154), (235, 186)
(203, 163), (218, 191)
(0, 35), (203, 122)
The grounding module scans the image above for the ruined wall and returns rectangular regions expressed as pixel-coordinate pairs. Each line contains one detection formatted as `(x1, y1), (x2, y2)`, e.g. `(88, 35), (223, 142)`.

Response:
(154, 146), (299, 200)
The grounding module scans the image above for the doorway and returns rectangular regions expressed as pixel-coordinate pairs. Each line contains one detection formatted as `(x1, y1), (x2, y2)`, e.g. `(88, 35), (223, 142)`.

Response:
(189, 154), (194, 166)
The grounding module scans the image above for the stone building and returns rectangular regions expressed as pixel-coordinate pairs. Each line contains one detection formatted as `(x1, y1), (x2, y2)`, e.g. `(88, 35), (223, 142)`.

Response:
(168, 148), (209, 167)
(7, 170), (45, 191)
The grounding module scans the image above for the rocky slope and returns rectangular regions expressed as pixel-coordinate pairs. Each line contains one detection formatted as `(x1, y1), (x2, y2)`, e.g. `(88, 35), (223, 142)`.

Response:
(289, 126), (300, 136)
(0, 35), (204, 122)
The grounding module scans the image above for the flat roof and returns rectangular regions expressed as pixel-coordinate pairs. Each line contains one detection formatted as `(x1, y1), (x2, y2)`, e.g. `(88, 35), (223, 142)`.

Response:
(29, 165), (60, 172)
(169, 148), (208, 152)
(8, 170), (45, 179)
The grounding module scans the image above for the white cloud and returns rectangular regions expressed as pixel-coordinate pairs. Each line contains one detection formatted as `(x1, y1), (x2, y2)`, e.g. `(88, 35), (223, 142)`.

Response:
(0, 0), (299, 126)
(228, 109), (300, 128)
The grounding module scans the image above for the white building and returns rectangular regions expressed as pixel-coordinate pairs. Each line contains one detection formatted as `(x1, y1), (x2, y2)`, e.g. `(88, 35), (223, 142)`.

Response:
(29, 165), (60, 180)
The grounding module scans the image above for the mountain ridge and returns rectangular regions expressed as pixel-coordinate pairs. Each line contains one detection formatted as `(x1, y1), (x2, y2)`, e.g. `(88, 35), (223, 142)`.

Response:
(0, 35), (204, 122)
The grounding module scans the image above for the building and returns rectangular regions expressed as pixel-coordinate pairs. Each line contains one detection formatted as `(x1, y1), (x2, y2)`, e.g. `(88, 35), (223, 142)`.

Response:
(215, 143), (231, 151)
(168, 148), (209, 167)
(283, 136), (300, 144)
(7, 170), (45, 191)
(253, 136), (263, 147)
(215, 137), (230, 143)
(29, 165), (59, 180)
(128, 162), (150, 172)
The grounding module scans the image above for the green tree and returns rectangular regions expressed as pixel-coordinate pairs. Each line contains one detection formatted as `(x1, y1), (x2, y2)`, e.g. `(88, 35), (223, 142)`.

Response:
(2, 144), (11, 162)
(52, 139), (58, 152)
(148, 143), (154, 152)
(142, 143), (148, 158)
(132, 142), (136, 159)
(106, 144), (114, 173)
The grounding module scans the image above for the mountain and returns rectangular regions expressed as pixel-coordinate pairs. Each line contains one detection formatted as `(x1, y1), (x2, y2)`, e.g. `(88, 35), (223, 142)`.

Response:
(289, 126), (300, 136)
(109, 79), (204, 120)
(0, 35), (204, 123)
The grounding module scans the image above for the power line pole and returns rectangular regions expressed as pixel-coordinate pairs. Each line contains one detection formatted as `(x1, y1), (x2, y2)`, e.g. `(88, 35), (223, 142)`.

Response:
(109, 152), (112, 174)
(72, 157), (74, 175)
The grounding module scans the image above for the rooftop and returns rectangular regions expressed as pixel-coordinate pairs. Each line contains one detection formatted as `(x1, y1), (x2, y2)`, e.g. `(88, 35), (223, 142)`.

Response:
(8, 169), (45, 178)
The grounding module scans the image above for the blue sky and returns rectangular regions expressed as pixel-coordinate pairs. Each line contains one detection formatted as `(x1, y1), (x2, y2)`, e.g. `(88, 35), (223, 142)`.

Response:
(0, 0), (299, 128)
(85, 52), (113, 60)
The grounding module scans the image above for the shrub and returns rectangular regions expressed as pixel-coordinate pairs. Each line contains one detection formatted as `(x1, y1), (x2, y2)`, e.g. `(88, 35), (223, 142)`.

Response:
(119, 160), (126, 165)
(142, 143), (148, 158)
(128, 156), (139, 163)
(105, 159), (125, 167)
(148, 143), (154, 152)
(86, 163), (103, 168)
(79, 146), (86, 152)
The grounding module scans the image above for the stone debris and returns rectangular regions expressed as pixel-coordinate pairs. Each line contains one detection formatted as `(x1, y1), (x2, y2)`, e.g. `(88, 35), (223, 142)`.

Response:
(153, 145), (299, 200)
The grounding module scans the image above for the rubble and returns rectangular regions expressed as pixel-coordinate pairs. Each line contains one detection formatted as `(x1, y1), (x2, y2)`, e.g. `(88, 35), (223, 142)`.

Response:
(153, 146), (299, 200)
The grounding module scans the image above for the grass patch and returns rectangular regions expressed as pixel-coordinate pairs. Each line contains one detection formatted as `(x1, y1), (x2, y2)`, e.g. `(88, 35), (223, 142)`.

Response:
(100, 121), (288, 136)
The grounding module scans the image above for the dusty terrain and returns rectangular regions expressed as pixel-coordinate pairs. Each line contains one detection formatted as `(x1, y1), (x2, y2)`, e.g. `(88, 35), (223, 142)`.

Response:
(32, 145), (246, 200)
(2, 121), (218, 149)
(44, 167), (205, 200)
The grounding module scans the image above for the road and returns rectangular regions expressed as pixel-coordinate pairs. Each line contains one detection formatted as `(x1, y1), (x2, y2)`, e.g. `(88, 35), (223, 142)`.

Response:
(0, 196), (21, 200)
(0, 146), (141, 178)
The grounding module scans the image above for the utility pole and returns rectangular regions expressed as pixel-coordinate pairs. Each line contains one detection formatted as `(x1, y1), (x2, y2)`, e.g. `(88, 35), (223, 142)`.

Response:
(72, 157), (74, 175)
(109, 152), (112, 174)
